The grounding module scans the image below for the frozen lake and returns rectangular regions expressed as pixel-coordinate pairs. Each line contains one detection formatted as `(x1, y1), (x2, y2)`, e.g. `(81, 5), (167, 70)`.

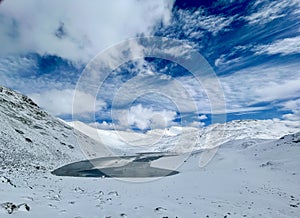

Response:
(52, 153), (180, 178)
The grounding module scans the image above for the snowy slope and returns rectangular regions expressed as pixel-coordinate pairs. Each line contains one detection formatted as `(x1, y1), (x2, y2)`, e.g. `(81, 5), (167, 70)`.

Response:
(0, 86), (110, 177)
(1, 131), (299, 217)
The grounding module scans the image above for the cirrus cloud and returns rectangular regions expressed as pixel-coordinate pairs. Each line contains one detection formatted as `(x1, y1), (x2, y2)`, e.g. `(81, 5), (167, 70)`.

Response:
(254, 36), (300, 56)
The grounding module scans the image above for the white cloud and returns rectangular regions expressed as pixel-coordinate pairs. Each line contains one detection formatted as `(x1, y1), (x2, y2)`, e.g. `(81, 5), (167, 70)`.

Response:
(29, 89), (106, 116)
(0, 56), (37, 75)
(281, 98), (300, 112)
(0, 0), (174, 63)
(0, 55), (78, 94)
(254, 78), (300, 102)
(245, 0), (300, 25)
(254, 36), (300, 56)
(214, 54), (242, 67)
(282, 113), (300, 121)
(281, 98), (300, 122)
(111, 73), (204, 114)
(214, 45), (252, 67)
(116, 104), (177, 130)
(198, 115), (208, 120)
(189, 121), (205, 128)
(220, 63), (300, 112)
(88, 121), (115, 130)
(178, 8), (234, 36)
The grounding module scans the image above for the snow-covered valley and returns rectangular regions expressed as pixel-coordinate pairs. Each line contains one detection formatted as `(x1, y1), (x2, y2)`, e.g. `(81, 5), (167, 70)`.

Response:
(1, 86), (300, 217)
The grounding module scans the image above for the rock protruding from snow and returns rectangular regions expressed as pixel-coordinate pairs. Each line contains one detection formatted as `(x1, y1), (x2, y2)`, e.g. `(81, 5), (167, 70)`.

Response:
(0, 176), (15, 187)
(280, 132), (300, 145)
(0, 202), (30, 214)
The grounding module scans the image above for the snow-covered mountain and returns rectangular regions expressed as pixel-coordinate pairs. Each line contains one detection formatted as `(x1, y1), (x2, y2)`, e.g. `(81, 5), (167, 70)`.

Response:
(0, 86), (110, 177)
(1, 86), (300, 217)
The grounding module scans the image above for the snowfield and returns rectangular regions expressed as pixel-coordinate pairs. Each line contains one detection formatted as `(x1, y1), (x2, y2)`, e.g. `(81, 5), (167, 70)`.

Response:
(1, 85), (300, 217)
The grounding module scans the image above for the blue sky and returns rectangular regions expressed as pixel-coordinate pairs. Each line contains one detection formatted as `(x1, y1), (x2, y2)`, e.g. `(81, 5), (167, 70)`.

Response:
(0, 0), (299, 130)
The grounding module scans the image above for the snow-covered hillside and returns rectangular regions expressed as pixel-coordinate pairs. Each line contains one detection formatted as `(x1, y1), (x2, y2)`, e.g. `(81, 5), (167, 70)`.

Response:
(1, 86), (300, 217)
(0, 86), (109, 177)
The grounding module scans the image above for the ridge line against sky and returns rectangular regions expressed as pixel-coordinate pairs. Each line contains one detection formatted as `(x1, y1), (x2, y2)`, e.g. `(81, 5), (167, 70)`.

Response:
(0, 0), (299, 130)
